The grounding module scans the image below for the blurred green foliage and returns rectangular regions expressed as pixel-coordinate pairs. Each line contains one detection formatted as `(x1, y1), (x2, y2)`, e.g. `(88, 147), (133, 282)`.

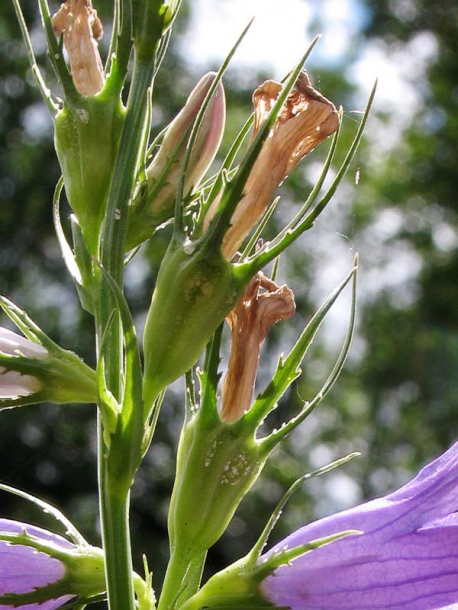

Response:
(1, 0), (458, 600)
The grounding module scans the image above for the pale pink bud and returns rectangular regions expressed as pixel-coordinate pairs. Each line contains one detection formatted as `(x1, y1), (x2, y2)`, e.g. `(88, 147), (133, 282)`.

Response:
(0, 326), (97, 406)
(147, 72), (225, 217)
(0, 327), (48, 360)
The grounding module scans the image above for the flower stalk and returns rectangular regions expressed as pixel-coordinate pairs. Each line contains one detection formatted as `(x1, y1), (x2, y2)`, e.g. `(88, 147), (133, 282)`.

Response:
(94, 3), (169, 609)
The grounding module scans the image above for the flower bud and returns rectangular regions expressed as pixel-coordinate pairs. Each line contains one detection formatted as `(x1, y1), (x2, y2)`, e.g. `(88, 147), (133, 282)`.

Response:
(0, 327), (48, 360)
(142, 239), (240, 410)
(0, 328), (46, 399)
(127, 72), (225, 249)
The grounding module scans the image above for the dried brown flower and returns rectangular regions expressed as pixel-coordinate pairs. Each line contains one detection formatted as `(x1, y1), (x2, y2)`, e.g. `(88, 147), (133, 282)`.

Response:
(52, 0), (105, 96)
(205, 71), (339, 259)
(220, 273), (296, 423)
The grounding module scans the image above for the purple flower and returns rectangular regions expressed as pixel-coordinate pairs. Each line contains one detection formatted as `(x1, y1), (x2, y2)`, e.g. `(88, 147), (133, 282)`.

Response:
(0, 517), (105, 609)
(0, 304), (98, 409)
(0, 328), (46, 399)
(261, 441), (458, 610)
(0, 519), (74, 609)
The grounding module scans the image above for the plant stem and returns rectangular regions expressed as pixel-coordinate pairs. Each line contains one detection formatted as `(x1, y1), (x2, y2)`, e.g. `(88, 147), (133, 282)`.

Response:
(158, 549), (207, 610)
(101, 58), (155, 286)
(96, 55), (156, 610)
(98, 443), (135, 610)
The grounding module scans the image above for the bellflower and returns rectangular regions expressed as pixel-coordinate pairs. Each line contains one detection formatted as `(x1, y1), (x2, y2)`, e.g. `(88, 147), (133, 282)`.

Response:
(0, 518), (105, 609)
(180, 441), (458, 610)
(0, 327), (46, 399)
(0, 299), (98, 408)
(260, 440), (458, 610)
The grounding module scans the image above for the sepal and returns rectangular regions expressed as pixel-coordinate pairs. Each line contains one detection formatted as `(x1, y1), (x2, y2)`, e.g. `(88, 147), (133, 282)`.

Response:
(244, 261), (357, 436)
(53, 180), (97, 315)
(201, 40), (325, 259)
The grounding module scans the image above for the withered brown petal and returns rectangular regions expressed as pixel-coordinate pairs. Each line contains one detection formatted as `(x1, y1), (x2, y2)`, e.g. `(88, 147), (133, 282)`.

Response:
(221, 273), (295, 423)
(211, 71), (339, 259)
(52, 0), (105, 96)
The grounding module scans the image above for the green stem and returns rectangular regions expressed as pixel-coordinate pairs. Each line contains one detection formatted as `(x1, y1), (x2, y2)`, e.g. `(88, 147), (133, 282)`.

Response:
(158, 549), (207, 610)
(101, 57), (156, 285)
(96, 54), (156, 610)
(98, 446), (135, 610)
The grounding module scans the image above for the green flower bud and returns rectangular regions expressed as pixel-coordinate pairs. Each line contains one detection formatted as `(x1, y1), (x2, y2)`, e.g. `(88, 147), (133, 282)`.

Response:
(168, 411), (263, 563)
(54, 94), (125, 253)
(142, 237), (241, 410)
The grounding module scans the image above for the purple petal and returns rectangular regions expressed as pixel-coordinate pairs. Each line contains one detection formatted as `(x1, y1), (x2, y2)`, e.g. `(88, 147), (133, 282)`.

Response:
(0, 598), (73, 610)
(0, 328), (47, 360)
(0, 370), (41, 398)
(0, 519), (74, 609)
(261, 441), (458, 610)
